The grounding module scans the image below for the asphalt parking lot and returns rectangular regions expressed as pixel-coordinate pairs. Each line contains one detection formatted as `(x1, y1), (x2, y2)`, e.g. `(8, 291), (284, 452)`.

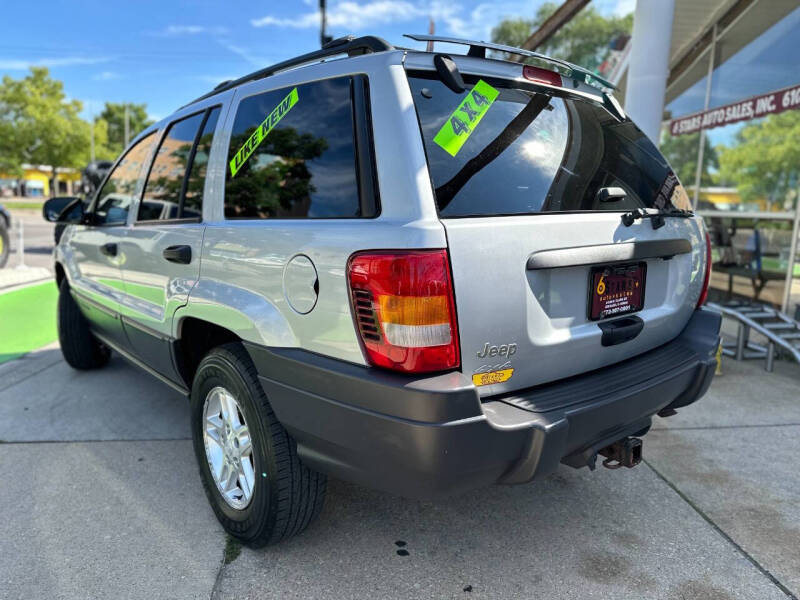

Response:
(1, 341), (798, 599)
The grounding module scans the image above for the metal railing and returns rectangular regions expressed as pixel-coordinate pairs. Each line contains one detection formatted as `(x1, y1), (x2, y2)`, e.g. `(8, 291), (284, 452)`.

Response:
(697, 208), (800, 313)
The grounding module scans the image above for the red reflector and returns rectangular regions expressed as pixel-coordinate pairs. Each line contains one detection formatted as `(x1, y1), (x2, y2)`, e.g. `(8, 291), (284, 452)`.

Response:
(522, 65), (562, 87)
(347, 250), (460, 373)
(697, 231), (712, 308)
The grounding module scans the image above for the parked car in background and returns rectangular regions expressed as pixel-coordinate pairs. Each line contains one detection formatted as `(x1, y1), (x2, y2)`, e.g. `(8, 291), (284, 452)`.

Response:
(0, 203), (10, 268)
(44, 35), (721, 547)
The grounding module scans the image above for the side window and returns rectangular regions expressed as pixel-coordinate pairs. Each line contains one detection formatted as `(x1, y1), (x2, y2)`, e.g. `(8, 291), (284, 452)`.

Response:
(137, 108), (219, 221)
(224, 77), (360, 219)
(182, 107), (220, 218)
(94, 133), (156, 225)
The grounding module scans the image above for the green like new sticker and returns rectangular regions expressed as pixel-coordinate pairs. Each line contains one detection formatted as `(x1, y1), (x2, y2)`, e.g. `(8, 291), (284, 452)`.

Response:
(433, 80), (500, 157)
(229, 87), (299, 177)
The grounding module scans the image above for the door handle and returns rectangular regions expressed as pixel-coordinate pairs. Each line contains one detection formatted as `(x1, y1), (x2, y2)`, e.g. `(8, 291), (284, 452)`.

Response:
(162, 245), (192, 264)
(598, 316), (644, 347)
(100, 242), (118, 257)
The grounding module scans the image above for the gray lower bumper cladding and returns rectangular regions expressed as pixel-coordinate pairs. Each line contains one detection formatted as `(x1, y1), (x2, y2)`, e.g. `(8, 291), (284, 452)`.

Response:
(246, 308), (721, 499)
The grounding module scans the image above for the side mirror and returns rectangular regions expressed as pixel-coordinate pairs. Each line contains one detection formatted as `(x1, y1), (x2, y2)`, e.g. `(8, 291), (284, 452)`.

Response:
(43, 196), (85, 223)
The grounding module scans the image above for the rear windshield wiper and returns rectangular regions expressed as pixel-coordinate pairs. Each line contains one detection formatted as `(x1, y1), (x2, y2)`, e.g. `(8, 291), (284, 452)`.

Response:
(621, 207), (693, 230)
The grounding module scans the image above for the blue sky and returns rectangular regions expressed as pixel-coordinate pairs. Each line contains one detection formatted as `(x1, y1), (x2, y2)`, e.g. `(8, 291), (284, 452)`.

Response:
(0, 0), (634, 121)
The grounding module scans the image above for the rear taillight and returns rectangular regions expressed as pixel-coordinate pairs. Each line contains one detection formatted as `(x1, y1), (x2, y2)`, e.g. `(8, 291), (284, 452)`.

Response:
(697, 231), (712, 308)
(347, 250), (460, 373)
(522, 65), (562, 87)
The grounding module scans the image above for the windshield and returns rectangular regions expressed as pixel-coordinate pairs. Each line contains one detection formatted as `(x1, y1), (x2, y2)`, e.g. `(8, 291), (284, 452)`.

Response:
(408, 74), (684, 217)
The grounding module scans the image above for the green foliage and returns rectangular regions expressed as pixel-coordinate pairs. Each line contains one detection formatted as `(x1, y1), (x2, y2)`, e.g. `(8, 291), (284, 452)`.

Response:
(0, 67), (96, 175)
(225, 127), (328, 218)
(660, 132), (718, 187)
(98, 102), (154, 156)
(491, 2), (633, 70)
(718, 111), (800, 209)
(491, 18), (535, 49)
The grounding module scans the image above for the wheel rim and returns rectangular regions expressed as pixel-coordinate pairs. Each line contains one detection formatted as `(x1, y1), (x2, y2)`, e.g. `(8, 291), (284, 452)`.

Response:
(203, 386), (256, 510)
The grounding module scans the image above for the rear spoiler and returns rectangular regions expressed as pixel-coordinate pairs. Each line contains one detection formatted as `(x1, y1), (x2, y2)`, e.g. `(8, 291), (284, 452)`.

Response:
(403, 33), (616, 92)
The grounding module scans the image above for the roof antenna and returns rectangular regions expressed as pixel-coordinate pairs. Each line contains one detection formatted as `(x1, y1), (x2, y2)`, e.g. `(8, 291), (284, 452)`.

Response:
(426, 18), (435, 52)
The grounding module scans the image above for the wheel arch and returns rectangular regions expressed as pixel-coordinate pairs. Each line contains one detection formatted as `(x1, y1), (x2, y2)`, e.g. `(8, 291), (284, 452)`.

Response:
(174, 316), (243, 387)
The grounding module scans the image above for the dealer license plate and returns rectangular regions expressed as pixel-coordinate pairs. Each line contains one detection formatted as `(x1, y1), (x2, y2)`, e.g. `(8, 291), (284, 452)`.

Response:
(589, 263), (646, 321)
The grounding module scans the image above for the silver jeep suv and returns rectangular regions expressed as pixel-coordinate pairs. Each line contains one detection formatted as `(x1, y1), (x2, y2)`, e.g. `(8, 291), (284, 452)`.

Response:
(45, 35), (721, 546)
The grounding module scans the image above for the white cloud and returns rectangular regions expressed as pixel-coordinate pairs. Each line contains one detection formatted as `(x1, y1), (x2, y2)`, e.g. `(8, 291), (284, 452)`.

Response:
(252, 1), (425, 30)
(151, 25), (229, 36)
(429, 1), (536, 41)
(92, 71), (121, 81)
(0, 56), (110, 70)
(251, 0), (534, 40)
(218, 41), (278, 67)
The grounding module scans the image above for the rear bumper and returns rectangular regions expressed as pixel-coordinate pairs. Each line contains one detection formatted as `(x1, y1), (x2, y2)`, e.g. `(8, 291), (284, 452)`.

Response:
(247, 308), (721, 499)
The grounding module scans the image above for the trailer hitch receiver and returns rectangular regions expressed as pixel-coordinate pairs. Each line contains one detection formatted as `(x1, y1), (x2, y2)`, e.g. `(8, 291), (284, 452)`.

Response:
(599, 437), (642, 469)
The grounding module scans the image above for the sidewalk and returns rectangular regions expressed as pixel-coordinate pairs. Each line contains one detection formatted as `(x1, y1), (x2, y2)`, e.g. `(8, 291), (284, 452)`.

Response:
(0, 342), (798, 599)
(0, 266), (52, 292)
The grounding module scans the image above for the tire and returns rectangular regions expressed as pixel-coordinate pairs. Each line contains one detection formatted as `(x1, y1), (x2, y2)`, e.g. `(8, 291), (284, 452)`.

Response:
(0, 225), (9, 268)
(191, 343), (326, 547)
(57, 279), (111, 369)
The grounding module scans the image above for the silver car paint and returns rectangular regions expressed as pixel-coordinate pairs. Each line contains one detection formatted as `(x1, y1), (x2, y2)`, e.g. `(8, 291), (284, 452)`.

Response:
(175, 51), (447, 365)
(56, 130), (159, 345)
(402, 52), (705, 394)
(56, 47), (705, 391)
(114, 91), (235, 347)
(444, 213), (705, 394)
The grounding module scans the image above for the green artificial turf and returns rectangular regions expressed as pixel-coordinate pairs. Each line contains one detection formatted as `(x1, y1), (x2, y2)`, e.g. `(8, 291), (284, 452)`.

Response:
(0, 281), (58, 363)
(0, 201), (43, 210)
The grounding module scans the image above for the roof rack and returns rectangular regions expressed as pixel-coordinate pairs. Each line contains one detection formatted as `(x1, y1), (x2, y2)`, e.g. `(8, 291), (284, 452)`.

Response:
(186, 35), (393, 107)
(403, 33), (615, 91)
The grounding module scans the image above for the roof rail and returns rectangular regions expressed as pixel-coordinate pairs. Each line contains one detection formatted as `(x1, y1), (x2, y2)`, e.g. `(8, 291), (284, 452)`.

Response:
(403, 33), (615, 91)
(185, 35), (393, 107)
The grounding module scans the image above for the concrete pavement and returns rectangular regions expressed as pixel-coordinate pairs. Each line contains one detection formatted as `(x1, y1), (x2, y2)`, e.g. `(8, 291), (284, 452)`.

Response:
(3, 208), (56, 273)
(0, 343), (797, 599)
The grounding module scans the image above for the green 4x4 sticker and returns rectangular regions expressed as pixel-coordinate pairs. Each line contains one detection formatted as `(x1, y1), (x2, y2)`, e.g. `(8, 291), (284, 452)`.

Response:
(229, 87), (299, 178)
(433, 80), (500, 157)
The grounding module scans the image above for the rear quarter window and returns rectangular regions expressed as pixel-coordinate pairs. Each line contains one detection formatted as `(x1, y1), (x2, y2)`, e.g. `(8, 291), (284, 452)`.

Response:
(223, 77), (360, 219)
(408, 75), (680, 217)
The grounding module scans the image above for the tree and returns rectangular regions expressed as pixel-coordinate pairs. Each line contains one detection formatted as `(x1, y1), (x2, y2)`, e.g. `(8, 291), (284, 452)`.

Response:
(491, 2), (633, 71)
(98, 102), (153, 156)
(0, 67), (94, 192)
(718, 111), (800, 210)
(660, 131), (718, 187)
(225, 127), (328, 218)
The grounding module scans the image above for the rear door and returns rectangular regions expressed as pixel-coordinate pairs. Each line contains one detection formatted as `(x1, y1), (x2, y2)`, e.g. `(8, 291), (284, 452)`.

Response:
(67, 132), (157, 349)
(406, 69), (707, 394)
(117, 105), (222, 379)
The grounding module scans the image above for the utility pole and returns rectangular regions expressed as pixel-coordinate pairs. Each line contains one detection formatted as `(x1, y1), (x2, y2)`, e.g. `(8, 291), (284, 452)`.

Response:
(124, 104), (130, 148)
(89, 100), (95, 162)
(319, 0), (332, 47)
(518, 0), (589, 53)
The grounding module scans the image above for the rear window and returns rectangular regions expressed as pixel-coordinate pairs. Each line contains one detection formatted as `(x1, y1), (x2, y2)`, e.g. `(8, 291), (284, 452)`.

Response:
(408, 75), (681, 217)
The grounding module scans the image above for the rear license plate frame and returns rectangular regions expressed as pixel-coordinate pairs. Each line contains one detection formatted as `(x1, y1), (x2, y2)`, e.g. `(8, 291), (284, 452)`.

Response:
(588, 262), (647, 321)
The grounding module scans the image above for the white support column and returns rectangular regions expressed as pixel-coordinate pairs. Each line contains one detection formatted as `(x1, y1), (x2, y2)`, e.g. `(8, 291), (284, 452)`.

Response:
(624, 0), (676, 145)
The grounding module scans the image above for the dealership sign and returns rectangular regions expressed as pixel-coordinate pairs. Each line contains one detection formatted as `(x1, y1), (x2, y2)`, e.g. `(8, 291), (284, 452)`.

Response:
(669, 83), (800, 136)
